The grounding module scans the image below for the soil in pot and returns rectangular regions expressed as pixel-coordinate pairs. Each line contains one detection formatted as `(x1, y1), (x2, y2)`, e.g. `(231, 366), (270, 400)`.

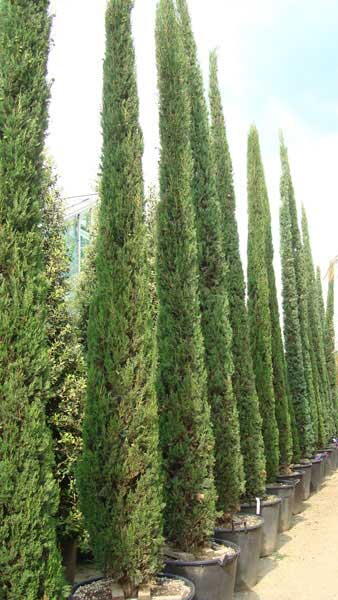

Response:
(266, 482), (295, 532)
(71, 574), (194, 600)
(164, 540), (240, 600)
(292, 463), (312, 500)
(214, 513), (263, 591)
(277, 471), (305, 514)
(240, 495), (281, 558)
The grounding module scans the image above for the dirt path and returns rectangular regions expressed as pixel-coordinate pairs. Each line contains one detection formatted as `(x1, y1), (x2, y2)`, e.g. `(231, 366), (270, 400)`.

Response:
(236, 471), (338, 600)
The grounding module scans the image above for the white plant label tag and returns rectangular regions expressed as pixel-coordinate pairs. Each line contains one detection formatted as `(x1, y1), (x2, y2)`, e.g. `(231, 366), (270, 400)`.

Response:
(256, 497), (261, 515)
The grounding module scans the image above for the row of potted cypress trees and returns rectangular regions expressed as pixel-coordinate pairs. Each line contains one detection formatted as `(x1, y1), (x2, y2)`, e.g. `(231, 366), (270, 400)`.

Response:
(0, 0), (336, 599)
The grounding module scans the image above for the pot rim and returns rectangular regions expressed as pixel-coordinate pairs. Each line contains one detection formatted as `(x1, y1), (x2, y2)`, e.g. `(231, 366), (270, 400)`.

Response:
(215, 513), (264, 533)
(241, 495), (282, 509)
(277, 471), (303, 479)
(165, 539), (240, 568)
(266, 481), (294, 491)
(70, 573), (195, 600)
(293, 463), (312, 470)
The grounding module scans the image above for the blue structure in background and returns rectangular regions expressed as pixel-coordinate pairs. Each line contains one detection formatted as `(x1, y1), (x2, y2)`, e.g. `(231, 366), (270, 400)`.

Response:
(64, 195), (97, 276)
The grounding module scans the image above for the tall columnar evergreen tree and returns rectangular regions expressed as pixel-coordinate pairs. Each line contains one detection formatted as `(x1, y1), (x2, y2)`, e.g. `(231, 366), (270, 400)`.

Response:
(177, 0), (244, 519)
(155, 0), (216, 551)
(280, 141), (313, 459)
(281, 139), (316, 452)
(42, 166), (85, 548)
(301, 208), (328, 446)
(247, 126), (279, 481)
(0, 1), (66, 598)
(325, 270), (338, 432)
(78, 1), (163, 591)
(262, 180), (293, 470)
(209, 54), (266, 500)
(317, 267), (335, 436)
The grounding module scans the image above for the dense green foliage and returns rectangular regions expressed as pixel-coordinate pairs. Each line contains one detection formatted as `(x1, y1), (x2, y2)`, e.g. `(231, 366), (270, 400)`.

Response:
(155, 0), (216, 550)
(178, 1), (244, 518)
(209, 54), (266, 499)
(325, 276), (338, 433)
(0, 1), (67, 598)
(301, 208), (329, 446)
(280, 140), (313, 459)
(78, 0), (163, 589)
(42, 167), (85, 544)
(247, 126), (279, 481)
(282, 142), (315, 454)
(262, 176), (293, 470)
(316, 268), (335, 437)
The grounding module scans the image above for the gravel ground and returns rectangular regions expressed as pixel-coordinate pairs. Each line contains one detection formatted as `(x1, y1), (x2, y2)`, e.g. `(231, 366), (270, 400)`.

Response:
(236, 470), (338, 600)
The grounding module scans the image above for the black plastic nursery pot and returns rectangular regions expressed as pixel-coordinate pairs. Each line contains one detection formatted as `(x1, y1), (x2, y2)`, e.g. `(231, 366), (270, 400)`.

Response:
(164, 540), (240, 600)
(276, 471), (304, 514)
(319, 449), (334, 475)
(266, 482), (295, 532)
(309, 457), (324, 493)
(69, 573), (195, 600)
(327, 445), (338, 469)
(240, 496), (281, 558)
(324, 447), (337, 471)
(292, 463), (312, 500)
(214, 514), (263, 591)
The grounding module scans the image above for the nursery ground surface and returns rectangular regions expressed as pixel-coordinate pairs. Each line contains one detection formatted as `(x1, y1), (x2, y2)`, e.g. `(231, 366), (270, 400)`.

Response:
(236, 470), (338, 600)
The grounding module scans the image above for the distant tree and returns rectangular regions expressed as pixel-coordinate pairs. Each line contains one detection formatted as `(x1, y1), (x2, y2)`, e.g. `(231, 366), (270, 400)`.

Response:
(155, 0), (216, 551)
(209, 55), (266, 499)
(42, 165), (85, 548)
(78, 1), (163, 592)
(178, 0), (244, 519)
(325, 270), (338, 433)
(316, 267), (335, 437)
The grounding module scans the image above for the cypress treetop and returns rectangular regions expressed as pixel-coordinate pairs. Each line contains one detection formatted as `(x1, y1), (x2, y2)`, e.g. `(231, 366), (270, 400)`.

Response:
(209, 54), (266, 500)
(155, 0), (216, 551)
(247, 125), (279, 482)
(0, 0), (66, 597)
(78, 0), (163, 590)
(178, 0), (244, 519)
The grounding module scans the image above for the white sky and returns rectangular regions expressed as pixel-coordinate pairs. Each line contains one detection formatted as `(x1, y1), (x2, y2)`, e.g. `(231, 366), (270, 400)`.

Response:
(48, 0), (338, 334)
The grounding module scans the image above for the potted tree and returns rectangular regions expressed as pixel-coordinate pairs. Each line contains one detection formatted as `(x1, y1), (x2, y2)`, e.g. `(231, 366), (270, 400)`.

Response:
(245, 126), (282, 556)
(208, 52), (265, 590)
(155, 2), (239, 600)
(77, 3), (192, 600)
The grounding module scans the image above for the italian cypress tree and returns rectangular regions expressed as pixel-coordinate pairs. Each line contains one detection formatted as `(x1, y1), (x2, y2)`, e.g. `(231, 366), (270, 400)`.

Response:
(177, 0), (244, 519)
(301, 207), (329, 446)
(155, 0), (216, 551)
(247, 126), (279, 481)
(281, 138), (315, 453)
(262, 180), (293, 470)
(209, 53), (266, 500)
(0, 1), (66, 598)
(78, 0), (163, 591)
(325, 270), (338, 432)
(280, 141), (313, 458)
(42, 166), (86, 552)
(317, 267), (335, 436)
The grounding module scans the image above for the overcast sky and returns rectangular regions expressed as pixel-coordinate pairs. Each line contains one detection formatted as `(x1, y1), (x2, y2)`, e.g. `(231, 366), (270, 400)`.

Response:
(48, 0), (338, 329)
